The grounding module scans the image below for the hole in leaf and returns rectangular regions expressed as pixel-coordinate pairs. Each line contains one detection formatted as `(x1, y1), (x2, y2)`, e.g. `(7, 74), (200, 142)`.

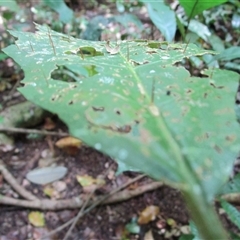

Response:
(78, 47), (103, 57)
(147, 42), (161, 49)
(117, 125), (131, 133)
(213, 145), (222, 154)
(226, 135), (236, 142)
(51, 66), (79, 82)
(185, 89), (192, 94)
(210, 82), (224, 89)
(147, 50), (157, 54)
(92, 106), (105, 112)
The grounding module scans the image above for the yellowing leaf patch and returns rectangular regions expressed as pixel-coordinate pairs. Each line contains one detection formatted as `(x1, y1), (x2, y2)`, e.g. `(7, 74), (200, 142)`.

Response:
(28, 211), (45, 227)
(55, 136), (82, 155)
(76, 174), (105, 187)
(138, 205), (159, 224)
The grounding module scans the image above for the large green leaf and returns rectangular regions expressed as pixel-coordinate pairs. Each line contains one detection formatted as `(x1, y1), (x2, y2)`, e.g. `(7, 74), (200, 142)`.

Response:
(43, 0), (73, 23)
(145, 1), (176, 42)
(179, 0), (228, 18)
(3, 25), (239, 201)
(220, 200), (240, 229)
(0, 0), (20, 12)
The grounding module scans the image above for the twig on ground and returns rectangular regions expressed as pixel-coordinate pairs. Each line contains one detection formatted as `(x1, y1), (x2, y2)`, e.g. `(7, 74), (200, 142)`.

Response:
(0, 180), (163, 209)
(0, 126), (68, 137)
(0, 163), (164, 238)
(63, 163), (116, 240)
(63, 189), (96, 240)
(43, 174), (151, 239)
(0, 161), (38, 201)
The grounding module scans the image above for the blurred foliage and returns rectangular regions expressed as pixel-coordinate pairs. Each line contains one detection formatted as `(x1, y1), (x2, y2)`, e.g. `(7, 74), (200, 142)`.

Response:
(0, 0), (239, 72)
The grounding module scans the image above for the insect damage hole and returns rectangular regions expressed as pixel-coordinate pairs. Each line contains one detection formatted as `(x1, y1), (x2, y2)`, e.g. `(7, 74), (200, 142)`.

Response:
(115, 110), (121, 115)
(92, 106), (105, 111)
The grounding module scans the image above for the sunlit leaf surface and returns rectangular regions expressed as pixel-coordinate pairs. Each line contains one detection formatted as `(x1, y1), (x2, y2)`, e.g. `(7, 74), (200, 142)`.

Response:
(3, 24), (239, 201)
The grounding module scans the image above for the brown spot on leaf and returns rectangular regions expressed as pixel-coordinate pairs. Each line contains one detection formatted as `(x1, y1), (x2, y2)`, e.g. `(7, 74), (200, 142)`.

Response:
(117, 125), (131, 133)
(213, 145), (222, 154)
(92, 106), (104, 112)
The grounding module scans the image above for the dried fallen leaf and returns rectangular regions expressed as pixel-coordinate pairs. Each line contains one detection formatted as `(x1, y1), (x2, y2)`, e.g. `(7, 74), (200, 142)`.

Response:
(144, 230), (154, 240)
(28, 211), (45, 227)
(0, 81), (7, 92)
(138, 205), (160, 224)
(56, 136), (82, 148)
(180, 225), (191, 234)
(105, 40), (120, 55)
(76, 174), (105, 187)
(55, 136), (82, 155)
(43, 185), (55, 198)
(43, 117), (56, 130)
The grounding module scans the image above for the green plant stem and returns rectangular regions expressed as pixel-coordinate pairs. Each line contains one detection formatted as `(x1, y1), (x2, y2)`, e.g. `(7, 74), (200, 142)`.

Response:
(183, 189), (228, 239)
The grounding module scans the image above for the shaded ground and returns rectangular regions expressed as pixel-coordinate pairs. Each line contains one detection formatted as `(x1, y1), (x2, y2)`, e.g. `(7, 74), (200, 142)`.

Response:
(0, 113), (189, 239)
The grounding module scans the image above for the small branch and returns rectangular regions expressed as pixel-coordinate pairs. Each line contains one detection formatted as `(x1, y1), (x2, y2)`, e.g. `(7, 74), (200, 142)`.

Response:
(43, 175), (156, 238)
(0, 161), (38, 201)
(0, 126), (69, 137)
(0, 181), (163, 210)
(63, 189), (95, 240)
(63, 164), (116, 240)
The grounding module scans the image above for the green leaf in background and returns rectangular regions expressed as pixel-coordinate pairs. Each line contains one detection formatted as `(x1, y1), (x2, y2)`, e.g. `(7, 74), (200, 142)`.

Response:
(232, 13), (240, 29)
(114, 13), (144, 31)
(0, 53), (8, 61)
(188, 19), (211, 42)
(220, 200), (240, 229)
(145, 1), (176, 42)
(207, 34), (225, 52)
(224, 62), (240, 72)
(116, 1), (125, 13)
(179, 0), (228, 18)
(43, 0), (73, 23)
(189, 220), (201, 240)
(215, 46), (240, 61)
(0, 0), (20, 12)
(179, 234), (194, 240)
(219, 173), (240, 195)
(229, 232), (240, 240)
